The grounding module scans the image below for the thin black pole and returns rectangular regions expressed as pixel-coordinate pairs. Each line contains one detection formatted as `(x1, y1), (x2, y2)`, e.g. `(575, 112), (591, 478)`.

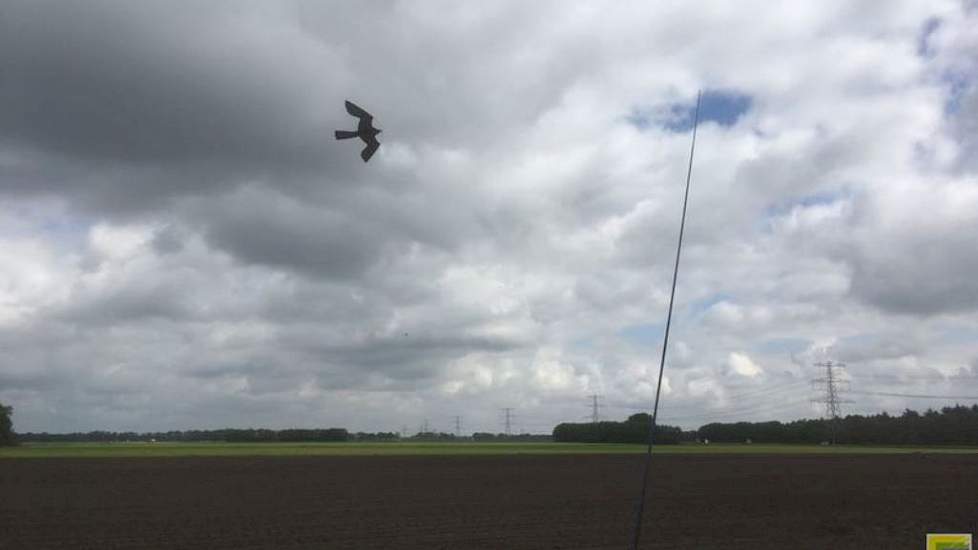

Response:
(629, 90), (701, 550)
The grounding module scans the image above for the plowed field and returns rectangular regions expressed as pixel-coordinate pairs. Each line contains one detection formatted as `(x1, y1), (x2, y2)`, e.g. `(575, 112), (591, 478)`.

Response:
(2, 454), (976, 549)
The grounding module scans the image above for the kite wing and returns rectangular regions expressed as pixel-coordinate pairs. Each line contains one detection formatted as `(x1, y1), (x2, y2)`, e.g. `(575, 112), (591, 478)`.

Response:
(361, 139), (380, 162)
(345, 100), (372, 123)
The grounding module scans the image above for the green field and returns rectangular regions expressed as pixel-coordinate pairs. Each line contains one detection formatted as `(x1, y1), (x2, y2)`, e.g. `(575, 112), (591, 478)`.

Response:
(4, 441), (978, 458)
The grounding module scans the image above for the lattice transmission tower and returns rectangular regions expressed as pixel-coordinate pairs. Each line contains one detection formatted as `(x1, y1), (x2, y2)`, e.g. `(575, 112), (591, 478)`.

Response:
(501, 408), (515, 435)
(588, 394), (602, 424)
(812, 360), (851, 444)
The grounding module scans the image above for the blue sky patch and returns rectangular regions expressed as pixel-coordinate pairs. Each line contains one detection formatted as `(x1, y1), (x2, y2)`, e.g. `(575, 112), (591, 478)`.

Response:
(619, 322), (664, 347)
(917, 17), (941, 58)
(764, 190), (846, 219)
(625, 110), (655, 130)
(690, 292), (734, 317)
(943, 72), (972, 115)
(936, 324), (978, 346)
(627, 89), (753, 133)
(668, 90), (753, 131)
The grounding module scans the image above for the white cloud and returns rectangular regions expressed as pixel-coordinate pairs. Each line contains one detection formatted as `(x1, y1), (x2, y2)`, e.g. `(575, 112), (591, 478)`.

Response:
(727, 352), (764, 378)
(0, 237), (71, 325)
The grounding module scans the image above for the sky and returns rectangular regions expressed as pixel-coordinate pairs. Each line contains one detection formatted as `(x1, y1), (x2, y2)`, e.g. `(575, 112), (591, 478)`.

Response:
(1, 1), (977, 434)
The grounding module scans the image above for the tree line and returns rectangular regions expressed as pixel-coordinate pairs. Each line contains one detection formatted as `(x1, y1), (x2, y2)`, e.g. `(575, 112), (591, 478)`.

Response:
(471, 432), (553, 442)
(553, 413), (683, 444)
(11, 427), (556, 443)
(0, 402), (14, 446)
(6, 402), (978, 446)
(698, 405), (978, 445)
(16, 427), (352, 443)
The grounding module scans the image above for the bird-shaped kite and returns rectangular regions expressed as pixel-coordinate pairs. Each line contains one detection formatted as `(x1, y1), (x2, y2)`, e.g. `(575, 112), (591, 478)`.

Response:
(335, 100), (381, 162)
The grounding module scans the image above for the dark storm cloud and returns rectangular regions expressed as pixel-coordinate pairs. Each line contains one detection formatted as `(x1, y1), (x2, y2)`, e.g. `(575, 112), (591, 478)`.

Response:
(191, 184), (422, 282)
(202, 197), (383, 281)
(0, 367), (58, 391)
(0, 0), (346, 169)
(295, 333), (519, 372)
(0, 0), (394, 223)
(151, 226), (186, 255)
(852, 252), (978, 315)
(832, 333), (923, 363)
(183, 361), (266, 381)
(55, 282), (194, 325)
(846, 210), (978, 316)
(0, 0), (580, 179)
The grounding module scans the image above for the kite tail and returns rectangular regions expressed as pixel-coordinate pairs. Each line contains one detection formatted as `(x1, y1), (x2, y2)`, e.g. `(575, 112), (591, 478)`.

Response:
(335, 130), (358, 140)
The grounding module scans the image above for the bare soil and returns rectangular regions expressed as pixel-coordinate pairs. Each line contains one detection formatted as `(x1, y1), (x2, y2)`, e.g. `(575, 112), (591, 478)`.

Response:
(1, 454), (976, 549)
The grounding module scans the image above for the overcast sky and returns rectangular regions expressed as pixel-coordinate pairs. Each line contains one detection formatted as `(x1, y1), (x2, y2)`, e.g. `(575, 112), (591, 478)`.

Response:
(2, 1), (977, 434)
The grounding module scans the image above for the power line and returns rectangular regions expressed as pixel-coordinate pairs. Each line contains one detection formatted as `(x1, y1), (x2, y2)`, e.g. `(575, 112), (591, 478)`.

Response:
(609, 394), (811, 423)
(850, 390), (978, 400)
(453, 415), (463, 437)
(658, 398), (812, 424)
(715, 379), (811, 400)
(613, 377), (976, 424)
(605, 379), (811, 413)
(574, 379), (816, 431)
(847, 374), (960, 381)
(846, 371), (978, 381)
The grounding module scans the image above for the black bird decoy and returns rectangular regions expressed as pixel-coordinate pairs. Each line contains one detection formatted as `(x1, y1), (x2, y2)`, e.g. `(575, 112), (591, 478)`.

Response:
(335, 100), (381, 162)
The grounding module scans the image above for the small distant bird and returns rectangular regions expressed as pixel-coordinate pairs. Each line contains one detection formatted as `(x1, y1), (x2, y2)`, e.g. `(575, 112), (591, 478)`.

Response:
(335, 100), (381, 162)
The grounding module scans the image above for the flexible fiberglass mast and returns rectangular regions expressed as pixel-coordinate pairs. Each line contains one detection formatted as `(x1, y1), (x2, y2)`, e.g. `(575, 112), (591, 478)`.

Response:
(630, 90), (701, 550)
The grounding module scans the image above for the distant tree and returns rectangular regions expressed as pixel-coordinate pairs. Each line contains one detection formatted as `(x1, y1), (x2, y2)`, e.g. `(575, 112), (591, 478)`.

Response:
(694, 405), (978, 446)
(552, 414), (681, 444)
(0, 402), (15, 446)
